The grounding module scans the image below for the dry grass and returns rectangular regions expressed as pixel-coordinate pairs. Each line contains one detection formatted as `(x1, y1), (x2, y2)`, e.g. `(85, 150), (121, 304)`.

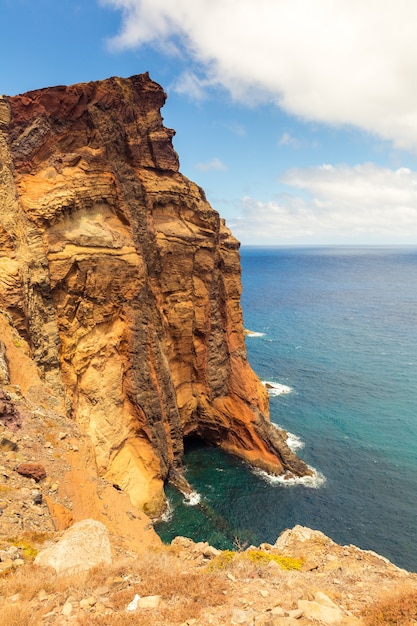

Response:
(362, 588), (417, 625)
(84, 549), (227, 625)
(0, 546), (227, 626)
(0, 603), (32, 626)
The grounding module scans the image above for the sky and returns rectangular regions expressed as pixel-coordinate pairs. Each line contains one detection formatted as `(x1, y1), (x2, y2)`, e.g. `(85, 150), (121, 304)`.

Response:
(2, 0), (417, 245)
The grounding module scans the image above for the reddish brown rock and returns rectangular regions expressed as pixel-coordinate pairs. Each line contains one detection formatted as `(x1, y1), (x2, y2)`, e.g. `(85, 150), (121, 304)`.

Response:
(0, 74), (311, 516)
(16, 463), (47, 482)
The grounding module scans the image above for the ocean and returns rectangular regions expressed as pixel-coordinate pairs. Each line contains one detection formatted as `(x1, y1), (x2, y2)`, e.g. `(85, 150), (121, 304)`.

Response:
(156, 246), (417, 573)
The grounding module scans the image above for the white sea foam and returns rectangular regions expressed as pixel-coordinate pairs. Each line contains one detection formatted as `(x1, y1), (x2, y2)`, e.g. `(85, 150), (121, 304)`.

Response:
(160, 499), (174, 523)
(262, 380), (293, 396)
(253, 466), (326, 489)
(271, 422), (305, 451)
(285, 431), (305, 451)
(183, 490), (201, 506)
(245, 330), (265, 337)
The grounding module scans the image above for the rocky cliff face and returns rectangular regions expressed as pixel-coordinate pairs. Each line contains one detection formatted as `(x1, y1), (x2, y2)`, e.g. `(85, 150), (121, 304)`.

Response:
(0, 74), (310, 516)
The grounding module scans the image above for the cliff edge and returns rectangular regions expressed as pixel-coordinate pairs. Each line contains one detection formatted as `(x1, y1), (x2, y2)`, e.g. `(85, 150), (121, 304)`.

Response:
(0, 74), (310, 517)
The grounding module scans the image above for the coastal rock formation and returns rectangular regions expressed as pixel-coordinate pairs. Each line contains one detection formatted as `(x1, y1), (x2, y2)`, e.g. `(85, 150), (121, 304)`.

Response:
(0, 74), (311, 516)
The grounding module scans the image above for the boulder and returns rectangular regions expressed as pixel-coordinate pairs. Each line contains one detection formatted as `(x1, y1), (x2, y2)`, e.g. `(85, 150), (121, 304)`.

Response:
(34, 518), (112, 575)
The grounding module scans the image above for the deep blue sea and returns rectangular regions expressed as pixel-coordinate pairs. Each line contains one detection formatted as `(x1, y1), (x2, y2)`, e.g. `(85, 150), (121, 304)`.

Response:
(156, 246), (417, 572)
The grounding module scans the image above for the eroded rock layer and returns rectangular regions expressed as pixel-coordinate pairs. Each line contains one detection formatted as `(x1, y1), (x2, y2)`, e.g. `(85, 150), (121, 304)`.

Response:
(0, 74), (310, 515)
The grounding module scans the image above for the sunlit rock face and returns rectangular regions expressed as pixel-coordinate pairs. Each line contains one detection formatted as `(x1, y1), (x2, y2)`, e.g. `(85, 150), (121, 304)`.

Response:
(0, 74), (311, 515)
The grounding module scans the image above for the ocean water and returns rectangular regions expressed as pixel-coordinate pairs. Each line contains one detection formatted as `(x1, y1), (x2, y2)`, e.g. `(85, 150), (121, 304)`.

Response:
(156, 246), (417, 572)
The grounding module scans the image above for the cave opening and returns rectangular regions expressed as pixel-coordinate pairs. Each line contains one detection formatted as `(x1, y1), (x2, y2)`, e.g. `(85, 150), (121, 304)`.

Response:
(183, 433), (213, 455)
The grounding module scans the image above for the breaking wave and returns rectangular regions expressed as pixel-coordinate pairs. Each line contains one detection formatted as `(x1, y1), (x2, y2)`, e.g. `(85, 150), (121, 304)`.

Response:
(253, 466), (326, 489)
(262, 380), (293, 396)
(160, 499), (174, 523)
(285, 430), (305, 451)
(183, 490), (201, 506)
(245, 330), (265, 337)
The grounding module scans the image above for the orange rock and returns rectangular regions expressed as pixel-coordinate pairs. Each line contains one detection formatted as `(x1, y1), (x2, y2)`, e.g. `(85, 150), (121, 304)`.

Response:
(0, 74), (311, 516)
(44, 495), (74, 531)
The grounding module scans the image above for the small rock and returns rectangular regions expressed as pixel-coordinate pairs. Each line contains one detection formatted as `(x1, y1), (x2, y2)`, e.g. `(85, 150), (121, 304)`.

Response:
(126, 594), (141, 612)
(137, 595), (161, 608)
(4, 545), (19, 558)
(227, 572), (237, 582)
(42, 611), (57, 619)
(94, 602), (107, 614)
(0, 559), (14, 572)
(38, 589), (49, 602)
(314, 591), (339, 608)
(287, 609), (303, 619)
(232, 608), (253, 624)
(271, 607), (285, 617)
(202, 545), (221, 558)
(260, 589), (269, 597)
(298, 599), (343, 624)
(80, 596), (98, 610)
(61, 602), (73, 616)
(16, 463), (46, 482)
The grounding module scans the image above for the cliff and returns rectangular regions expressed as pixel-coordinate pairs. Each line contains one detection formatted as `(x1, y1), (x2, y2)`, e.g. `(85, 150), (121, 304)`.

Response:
(0, 73), (310, 518)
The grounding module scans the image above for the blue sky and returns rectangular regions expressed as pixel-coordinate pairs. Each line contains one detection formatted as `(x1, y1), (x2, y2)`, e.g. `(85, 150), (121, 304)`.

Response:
(3, 0), (417, 245)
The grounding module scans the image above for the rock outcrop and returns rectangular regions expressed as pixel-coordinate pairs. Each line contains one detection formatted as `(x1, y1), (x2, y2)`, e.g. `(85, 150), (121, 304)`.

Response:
(0, 74), (311, 516)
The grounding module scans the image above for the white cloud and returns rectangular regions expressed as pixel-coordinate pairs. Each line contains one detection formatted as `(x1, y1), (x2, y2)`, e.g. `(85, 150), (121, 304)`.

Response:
(218, 121), (246, 138)
(195, 157), (227, 172)
(102, 0), (417, 152)
(278, 132), (300, 148)
(173, 71), (210, 101)
(229, 164), (417, 244)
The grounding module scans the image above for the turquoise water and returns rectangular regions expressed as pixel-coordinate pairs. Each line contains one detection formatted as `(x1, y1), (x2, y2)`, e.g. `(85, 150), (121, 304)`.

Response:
(156, 247), (417, 572)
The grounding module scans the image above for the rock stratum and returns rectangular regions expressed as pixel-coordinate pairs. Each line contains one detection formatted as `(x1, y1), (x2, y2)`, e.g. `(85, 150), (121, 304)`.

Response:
(0, 73), (311, 519)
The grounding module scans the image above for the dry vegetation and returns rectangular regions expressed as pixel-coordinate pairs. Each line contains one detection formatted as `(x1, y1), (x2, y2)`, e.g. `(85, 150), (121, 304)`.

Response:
(2, 525), (417, 626)
(362, 588), (417, 625)
(0, 547), (228, 626)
